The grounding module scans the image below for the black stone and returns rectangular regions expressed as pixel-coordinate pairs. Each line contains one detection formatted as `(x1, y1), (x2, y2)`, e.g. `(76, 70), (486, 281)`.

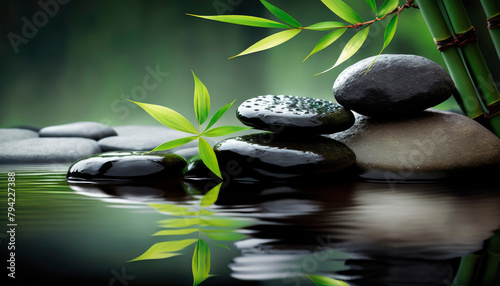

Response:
(182, 156), (215, 180)
(40, 121), (117, 140)
(67, 151), (187, 182)
(237, 95), (355, 134)
(214, 133), (356, 180)
(333, 54), (455, 118)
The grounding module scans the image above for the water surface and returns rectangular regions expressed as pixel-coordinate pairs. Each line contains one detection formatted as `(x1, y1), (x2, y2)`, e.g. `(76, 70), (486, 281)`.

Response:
(1, 164), (499, 286)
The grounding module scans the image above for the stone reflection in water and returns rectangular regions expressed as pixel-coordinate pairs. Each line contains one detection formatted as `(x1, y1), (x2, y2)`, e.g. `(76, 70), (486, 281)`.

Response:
(67, 177), (500, 285)
(217, 181), (500, 286)
(68, 180), (191, 203)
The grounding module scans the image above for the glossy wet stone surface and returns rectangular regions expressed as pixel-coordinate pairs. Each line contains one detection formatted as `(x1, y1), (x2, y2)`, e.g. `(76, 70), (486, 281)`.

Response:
(333, 54), (454, 118)
(0, 138), (101, 163)
(67, 151), (187, 182)
(328, 109), (500, 181)
(39, 121), (117, 140)
(214, 133), (356, 180)
(237, 95), (355, 134)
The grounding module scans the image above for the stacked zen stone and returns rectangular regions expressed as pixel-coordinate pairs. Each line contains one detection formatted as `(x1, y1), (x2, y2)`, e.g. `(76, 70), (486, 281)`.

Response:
(0, 121), (202, 182)
(329, 54), (500, 181)
(212, 95), (357, 181)
(0, 122), (114, 164)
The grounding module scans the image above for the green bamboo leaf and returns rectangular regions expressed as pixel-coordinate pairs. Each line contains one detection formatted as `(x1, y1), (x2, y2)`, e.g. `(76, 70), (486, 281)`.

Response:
(153, 228), (199, 236)
(192, 71), (210, 125)
(186, 14), (290, 28)
(321, 0), (363, 24)
(316, 26), (370, 75)
(377, 0), (399, 18)
(201, 217), (253, 228)
(201, 229), (248, 241)
(128, 100), (198, 134)
(382, 14), (399, 50)
(200, 183), (222, 207)
(158, 218), (200, 228)
(260, 0), (301, 28)
(365, 14), (399, 75)
(150, 136), (198, 152)
(199, 209), (215, 216)
(304, 28), (347, 61)
(365, 0), (377, 14)
(216, 244), (231, 251)
(305, 21), (346, 31)
(202, 126), (251, 137)
(307, 275), (350, 286)
(129, 239), (197, 262)
(149, 203), (199, 216)
(192, 239), (212, 286)
(204, 100), (235, 131)
(229, 29), (301, 59)
(149, 203), (190, 214)
(198, 137), (222, 179)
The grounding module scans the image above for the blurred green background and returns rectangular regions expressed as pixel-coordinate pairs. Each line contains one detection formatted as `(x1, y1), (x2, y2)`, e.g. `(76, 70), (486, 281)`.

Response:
(1, 0), (498, 129)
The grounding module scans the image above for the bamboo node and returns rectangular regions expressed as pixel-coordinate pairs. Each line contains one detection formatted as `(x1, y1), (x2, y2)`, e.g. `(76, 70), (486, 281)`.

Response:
(487, 14), (500, 30)
(485, 103), (500, 118)
(434, 27), (478, 52)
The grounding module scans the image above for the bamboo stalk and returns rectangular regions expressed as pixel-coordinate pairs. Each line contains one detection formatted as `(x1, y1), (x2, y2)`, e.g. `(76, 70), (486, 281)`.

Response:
(441, 0), (500, 137)
(417, 0), (484, 119)
(477, 232), (500, 286)
(452, 254), (480, 286)
(480, 0), (500, 60)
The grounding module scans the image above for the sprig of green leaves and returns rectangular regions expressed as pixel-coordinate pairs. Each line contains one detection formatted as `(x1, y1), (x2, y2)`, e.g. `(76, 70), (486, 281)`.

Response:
(129, 71), (251, 179)
(189, 0), (408, 74)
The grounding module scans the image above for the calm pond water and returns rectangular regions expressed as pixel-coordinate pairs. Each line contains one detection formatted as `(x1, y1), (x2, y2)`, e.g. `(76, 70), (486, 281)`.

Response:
(1, 164), (499, 286)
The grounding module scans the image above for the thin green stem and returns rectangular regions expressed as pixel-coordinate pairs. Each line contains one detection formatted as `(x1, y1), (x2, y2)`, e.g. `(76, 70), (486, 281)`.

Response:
(328, 0), (417, 30)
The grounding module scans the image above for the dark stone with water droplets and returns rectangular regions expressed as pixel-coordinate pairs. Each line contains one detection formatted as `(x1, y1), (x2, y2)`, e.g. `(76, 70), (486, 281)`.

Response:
(333, 54), (454, 118)
(237, 95), (355, 134)
(67, 151), (187, 182)
(214, 133), (356, 180)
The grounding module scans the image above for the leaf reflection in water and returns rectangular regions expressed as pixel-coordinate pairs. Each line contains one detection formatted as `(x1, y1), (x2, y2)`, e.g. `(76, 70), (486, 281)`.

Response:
(128, 183), (253, 286)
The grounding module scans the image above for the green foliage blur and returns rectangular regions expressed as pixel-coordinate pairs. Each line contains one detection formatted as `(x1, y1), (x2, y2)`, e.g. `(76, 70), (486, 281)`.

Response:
(1, 0), (498, 128)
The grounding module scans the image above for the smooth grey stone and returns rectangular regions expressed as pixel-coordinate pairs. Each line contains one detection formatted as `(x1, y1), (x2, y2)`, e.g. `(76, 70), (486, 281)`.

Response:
(97, 125), (188, 152)
(98, 125), (213, 152)
(333, 54), (454, 118)
(0, 128), (39, 144)
(214, 133), (356, 180)
(66, 151), (187, 182)
(10, 125), (41, 132)
(237, 95), (354, 134)
(171, 147), (200, 159)
(0, 138), (101, 163)
(328, 109), (500, 181)
(112, 125), (173, 136)
(39, 121), (117, 140)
